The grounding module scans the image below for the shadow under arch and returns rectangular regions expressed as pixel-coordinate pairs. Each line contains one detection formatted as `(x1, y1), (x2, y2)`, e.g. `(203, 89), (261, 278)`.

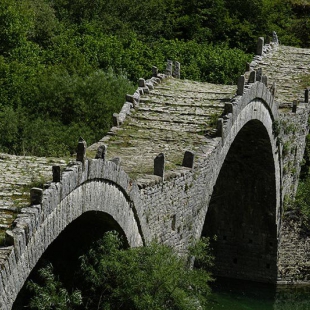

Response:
(202, 119), (278, 283)
(13, 210), (128, 309)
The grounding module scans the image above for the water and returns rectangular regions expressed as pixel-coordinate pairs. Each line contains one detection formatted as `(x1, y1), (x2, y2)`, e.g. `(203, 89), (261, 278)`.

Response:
(208, 278), (310, 310)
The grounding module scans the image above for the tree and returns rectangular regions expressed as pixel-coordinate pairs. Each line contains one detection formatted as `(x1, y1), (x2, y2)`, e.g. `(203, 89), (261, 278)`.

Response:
(28, 231), (214, 310)
(27, 264), (82, 310)
(0, 0), (34, 55)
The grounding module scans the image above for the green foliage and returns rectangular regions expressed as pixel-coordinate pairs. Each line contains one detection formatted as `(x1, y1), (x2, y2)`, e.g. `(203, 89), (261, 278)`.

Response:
(0, 0), (308, 156)
(293, 132), (310, 226)
(0, 0), (34, 55)
(79, 231), (213, 310)
(272, 120), (281, 137)
(28, 231), (214, 310)
(157, 40), (251, 84)
(294, 178), (310, 226)
(283, 141), (291, 157)
(0, 68), (135, 156)
(27, 264), (82, 310)
(300, 134), (310, 179)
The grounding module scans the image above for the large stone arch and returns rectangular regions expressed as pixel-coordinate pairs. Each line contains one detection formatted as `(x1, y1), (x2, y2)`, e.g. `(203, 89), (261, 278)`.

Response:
(1, 160), (144, 310)
(199, 82), (281, 283)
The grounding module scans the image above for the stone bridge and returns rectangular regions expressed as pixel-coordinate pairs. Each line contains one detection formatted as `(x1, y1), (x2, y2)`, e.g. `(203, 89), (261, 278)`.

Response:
(1, 35), (310, 309)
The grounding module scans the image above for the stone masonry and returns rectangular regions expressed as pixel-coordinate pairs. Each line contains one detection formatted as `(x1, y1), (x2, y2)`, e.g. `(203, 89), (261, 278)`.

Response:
(0, 34), (310, 308)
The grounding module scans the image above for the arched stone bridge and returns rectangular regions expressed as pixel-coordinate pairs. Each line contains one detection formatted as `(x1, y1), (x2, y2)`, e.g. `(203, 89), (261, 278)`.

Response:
(1, 35), (310, 308)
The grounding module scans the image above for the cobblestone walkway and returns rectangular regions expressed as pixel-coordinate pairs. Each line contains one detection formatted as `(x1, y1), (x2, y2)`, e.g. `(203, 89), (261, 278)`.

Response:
(250, 45), (310, 104)
(89, 79), (235, 183)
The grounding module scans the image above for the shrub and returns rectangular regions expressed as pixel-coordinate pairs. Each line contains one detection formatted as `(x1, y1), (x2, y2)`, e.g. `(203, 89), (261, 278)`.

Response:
(28, 231), (214, 310)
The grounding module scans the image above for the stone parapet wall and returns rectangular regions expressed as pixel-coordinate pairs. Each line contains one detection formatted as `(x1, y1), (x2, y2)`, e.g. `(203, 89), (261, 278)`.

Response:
(0, 157), (144, 310)
(0, 31), (310, 308)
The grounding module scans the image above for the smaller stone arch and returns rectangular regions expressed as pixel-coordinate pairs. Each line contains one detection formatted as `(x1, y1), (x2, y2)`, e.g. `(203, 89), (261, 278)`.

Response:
(1, 159), (144, 310)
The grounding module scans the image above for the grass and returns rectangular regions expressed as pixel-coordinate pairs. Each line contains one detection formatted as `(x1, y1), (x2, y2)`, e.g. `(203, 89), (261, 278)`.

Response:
(298, 74), (310, 90)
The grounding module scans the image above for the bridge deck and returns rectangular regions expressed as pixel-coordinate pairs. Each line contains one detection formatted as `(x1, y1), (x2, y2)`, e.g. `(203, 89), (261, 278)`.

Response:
(89, 79), (235, 183)
(250, 45), (310, 104)
(0, 43), (310, 246)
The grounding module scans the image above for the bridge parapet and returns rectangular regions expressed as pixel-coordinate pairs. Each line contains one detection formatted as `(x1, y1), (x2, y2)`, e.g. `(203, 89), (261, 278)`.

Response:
(0, 153), (145, 309)
(214, 33), (280, 145)
(218, 81), (278, 145)
(2, 32), (310, 307)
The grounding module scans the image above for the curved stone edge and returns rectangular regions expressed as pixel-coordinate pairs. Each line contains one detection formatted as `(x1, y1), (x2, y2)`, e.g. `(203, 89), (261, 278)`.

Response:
(0, 157), (148, 309)
(215, 32), (280, 143)
(218, 81), (278, 145)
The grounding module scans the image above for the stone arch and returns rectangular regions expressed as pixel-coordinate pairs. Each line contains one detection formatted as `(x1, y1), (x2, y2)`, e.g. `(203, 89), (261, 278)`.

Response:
(200, 86), (281, 283)
(2, 160), (143, 310)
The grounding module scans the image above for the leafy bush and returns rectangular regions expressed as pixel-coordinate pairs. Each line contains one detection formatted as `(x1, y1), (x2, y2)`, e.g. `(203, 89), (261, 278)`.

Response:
(157, 39), (251, 84)
(27, 231), (214, 310)
(27, 264), (82, 310)
(0, 68), (135, 156)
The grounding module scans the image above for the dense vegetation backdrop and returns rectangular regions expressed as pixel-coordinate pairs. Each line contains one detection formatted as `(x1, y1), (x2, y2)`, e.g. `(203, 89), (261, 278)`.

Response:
(0, 0), (309, 156)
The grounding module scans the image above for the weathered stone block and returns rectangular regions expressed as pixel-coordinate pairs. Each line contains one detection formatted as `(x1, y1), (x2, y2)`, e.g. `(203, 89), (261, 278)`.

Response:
(154, 153), (165, 179)
(165, 60), (173, 76)
(182, 151), (195, 168)
(305, 88), (309, 103)
(76, 137), (87, 165)
(249, 71), (256, 83)
(95, 144), (107, 160)
(152, 66), (158, 77)
(30, 188), (43, 205)
(257, 37), (264, 55)
(138, 78), (146, 87)
(237, 75), (245, 95)
(173, 61), (180, 79)
(52, 165), (61, 183)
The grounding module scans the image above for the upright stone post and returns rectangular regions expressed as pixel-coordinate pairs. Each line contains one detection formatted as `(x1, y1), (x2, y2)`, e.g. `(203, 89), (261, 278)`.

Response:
(152, 66), (158, 77)
(256, 68), (263, 82)
(270, 82), (277, 97)
(272, 31), (278, 44)
(292, 100), (298, 113)
(95, 144), (107, 160)
(257, 37), (264, 56)
(182, 151), (195, 168)
(249, 71), (256, 83)
(224, 102), (233, 114)
(262, 75), (268, 87)
(126, 94), (134, 104)
(111, 157), (121, 166)
(165, 60), (173, 76)
(237, 75), (245, 95)
(305, 88), (309, 103)
(173, 61), (180, 79)
(138, 78), (146, 87)
(113, 113), (119, 127)
(216, 118), (223, 137)
(76, 137), (87, 166)
(154, 153), (165, 179)
(30, 188), (43, 205)
(52, 166), (61, 182)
